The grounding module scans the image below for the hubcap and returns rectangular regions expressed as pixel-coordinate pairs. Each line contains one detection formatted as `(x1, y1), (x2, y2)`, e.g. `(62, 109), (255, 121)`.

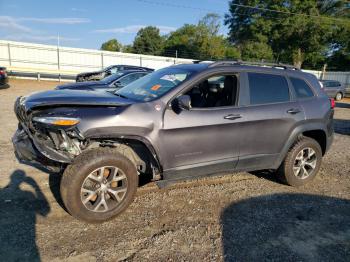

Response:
(336, 93), (342, 100)
(293, 147), (317, 179)
(80, 166), (128, 212)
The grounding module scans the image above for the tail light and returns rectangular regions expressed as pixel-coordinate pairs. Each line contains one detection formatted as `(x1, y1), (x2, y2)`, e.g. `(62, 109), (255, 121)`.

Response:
(0, 70), (5, 75)
(330, 98), (335, 109)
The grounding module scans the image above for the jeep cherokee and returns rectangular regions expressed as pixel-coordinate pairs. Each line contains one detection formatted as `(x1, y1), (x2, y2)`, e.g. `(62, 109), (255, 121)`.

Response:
(12, 61), (334, 222)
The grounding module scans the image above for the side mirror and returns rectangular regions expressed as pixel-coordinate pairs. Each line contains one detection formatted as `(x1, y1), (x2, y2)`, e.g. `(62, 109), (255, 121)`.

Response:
(175, 95), (191, 111)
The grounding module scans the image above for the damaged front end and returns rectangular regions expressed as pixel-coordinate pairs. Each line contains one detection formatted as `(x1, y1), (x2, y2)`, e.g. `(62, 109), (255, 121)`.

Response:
(12, 96), (86, 172)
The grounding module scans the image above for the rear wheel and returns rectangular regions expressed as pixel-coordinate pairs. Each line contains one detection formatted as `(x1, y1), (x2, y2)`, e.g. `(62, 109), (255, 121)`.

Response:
(335, 92), (343, 101)
(60, 148), (138, 223)
(277, 137), (322, 187)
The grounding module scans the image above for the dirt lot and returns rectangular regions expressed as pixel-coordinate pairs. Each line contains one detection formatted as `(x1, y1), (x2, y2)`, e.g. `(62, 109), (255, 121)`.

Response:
(0, 79), (349, 262)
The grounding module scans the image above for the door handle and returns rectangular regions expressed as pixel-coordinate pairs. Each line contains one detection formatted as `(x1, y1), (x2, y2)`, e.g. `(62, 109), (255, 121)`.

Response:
(224, 114), (242, 120)
(287, 108), (301, 114)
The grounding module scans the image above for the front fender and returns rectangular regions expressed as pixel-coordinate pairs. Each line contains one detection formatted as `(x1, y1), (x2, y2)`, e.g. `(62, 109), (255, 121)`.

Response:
(83, 128), (162, 171)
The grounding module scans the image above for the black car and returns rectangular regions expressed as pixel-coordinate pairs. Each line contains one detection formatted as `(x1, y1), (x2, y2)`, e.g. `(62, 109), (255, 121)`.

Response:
(13, 61), (334, 223)
(0, 67), (9, 87)
(57, 70), (150, 92)
(76, 65), (154, 82)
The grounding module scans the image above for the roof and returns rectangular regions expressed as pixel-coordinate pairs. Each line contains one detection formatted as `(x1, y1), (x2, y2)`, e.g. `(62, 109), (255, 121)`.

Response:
(171, 61), (312, 78)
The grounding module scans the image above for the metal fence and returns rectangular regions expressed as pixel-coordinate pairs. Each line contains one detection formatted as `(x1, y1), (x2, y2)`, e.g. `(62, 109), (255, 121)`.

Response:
(0, 40), (193, 80)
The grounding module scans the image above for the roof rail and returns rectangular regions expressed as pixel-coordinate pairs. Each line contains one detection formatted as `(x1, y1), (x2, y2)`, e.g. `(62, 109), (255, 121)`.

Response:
(207, 60), (300, 70)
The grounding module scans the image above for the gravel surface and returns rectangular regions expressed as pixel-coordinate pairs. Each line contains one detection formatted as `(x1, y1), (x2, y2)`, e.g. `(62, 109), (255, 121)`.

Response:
(0, 79), (349, 262)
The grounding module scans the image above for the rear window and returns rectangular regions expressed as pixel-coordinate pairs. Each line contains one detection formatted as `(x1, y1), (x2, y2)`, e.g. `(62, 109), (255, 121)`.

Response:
(290, 77), (314, 98)
(248, 73), (290, 105)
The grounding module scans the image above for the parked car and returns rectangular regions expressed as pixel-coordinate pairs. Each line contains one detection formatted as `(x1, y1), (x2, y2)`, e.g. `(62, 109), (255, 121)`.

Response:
(76, 65), (154, 82)
(13, 61), (334, 222)
(0, 67), (9, 87)
(320, 80), (346, 101)
(57, 70), (150, 92)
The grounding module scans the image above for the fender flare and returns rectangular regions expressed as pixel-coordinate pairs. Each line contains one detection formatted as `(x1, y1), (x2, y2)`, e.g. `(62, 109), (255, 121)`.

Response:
(85, 132), (162, 172)
(274, 122), (328, 169)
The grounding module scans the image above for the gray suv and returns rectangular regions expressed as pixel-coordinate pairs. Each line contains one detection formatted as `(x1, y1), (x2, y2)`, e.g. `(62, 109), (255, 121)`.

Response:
(12, 61), (334, 222)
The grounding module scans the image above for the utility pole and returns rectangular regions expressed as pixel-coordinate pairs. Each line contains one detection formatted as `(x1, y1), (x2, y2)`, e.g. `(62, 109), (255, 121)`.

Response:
(321, 64), (327, 80)
(57, 33), (61, 81)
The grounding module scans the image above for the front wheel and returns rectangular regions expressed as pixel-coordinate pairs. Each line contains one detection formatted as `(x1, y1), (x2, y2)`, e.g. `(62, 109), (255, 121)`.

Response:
(277, 137), (322, 187)
(60, 148), (138, 223)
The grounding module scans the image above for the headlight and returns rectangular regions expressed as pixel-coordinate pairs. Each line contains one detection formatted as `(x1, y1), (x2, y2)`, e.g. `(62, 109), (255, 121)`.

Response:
(33, 117), (80, 126)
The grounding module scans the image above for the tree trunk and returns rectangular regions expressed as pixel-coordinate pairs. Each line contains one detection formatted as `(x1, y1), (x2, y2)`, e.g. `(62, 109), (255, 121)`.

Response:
(293, 48), (304, 69)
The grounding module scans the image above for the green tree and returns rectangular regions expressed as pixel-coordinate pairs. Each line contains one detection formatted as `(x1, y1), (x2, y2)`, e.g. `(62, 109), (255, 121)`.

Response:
(164, 13), (236, 60)
(122, 44), (134, 53)
(100, 39), (122, 52)
(132, 26), (165, 55)
(224, 0), (349, 68)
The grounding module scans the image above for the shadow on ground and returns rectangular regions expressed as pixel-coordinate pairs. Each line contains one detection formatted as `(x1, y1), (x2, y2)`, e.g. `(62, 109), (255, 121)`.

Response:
(0, 170), (50, 261)
(221, 193), (350, 262)
(336, 102), (350, 109)
(0, 83), (10, 89)
(334, 119), (350, 135)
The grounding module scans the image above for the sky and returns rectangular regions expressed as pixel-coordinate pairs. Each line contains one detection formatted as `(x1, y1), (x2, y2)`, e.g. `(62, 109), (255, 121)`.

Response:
(0, 0), (230, 50)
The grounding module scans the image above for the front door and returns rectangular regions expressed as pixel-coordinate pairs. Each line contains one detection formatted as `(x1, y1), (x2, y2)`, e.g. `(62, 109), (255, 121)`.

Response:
(159, 73), (243, 176)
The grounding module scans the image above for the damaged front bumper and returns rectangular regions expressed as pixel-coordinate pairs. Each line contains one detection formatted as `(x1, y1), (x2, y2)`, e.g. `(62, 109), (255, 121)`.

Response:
(12, 126), (70, 173)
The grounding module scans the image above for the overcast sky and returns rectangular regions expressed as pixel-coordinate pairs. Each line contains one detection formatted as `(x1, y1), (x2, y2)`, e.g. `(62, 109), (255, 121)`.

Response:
(0, 0), (229, 49)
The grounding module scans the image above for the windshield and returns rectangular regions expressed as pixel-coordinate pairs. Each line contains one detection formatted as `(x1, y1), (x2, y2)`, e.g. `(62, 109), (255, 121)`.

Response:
(100, 72), (125, 84)
(114, 68), (194, 101)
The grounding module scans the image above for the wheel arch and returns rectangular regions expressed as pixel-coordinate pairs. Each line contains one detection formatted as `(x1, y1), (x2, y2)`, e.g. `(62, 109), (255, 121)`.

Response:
(86, 134), (162, 173)
(274, 123), (328, 169)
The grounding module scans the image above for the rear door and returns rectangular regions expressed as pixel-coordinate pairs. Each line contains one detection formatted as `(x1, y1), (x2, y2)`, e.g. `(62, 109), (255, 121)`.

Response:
(236, 72), (304, 170)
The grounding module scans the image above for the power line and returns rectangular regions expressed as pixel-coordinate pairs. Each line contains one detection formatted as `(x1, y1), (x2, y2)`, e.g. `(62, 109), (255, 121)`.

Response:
(136, 0), (350, 23)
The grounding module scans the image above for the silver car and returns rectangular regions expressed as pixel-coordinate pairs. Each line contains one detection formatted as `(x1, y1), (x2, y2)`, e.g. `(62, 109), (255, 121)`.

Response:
(320, 80), (346, 101)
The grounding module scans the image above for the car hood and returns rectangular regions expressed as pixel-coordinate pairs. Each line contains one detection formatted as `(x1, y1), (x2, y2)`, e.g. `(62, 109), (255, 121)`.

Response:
(23, 89), (133, 111)
(56, 81), (108, 90)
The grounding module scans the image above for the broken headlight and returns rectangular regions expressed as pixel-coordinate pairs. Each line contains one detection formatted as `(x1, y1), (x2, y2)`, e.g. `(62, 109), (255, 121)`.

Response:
(32, 116), (80, 127)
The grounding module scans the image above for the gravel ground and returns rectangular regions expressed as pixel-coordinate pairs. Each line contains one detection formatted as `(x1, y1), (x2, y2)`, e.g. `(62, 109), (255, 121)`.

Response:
(0, 79), (349, 262)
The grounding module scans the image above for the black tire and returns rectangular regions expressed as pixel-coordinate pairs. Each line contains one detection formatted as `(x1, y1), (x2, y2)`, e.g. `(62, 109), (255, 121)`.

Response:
(60, 147), (138, 223)
(335, 92), (343, 101)
(277, 136), (322, 187)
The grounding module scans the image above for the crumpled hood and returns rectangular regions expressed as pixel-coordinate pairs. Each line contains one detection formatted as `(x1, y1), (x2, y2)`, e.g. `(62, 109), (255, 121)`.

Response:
(23, 89), (133, 111)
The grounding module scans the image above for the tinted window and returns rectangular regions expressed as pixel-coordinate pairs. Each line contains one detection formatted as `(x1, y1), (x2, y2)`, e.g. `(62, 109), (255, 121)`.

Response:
(330, 81), (341, 87)
(290, 77), (314, 98)
(186, 74), (238, 108)
(117, 73), (147, 86)
(248, 73), (290, 105)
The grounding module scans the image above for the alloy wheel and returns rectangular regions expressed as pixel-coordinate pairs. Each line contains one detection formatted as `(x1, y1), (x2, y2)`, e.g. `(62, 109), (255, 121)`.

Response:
(293, 147), (317, 179)
(80, 166), (128, 212)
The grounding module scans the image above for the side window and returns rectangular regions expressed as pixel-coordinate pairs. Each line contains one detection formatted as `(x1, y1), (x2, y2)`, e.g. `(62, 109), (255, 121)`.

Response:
(331, 81), (341, 87)
(117, 73), (144, 86)
(248, 73), (290, 105)
(185, 74), (238, 108)
(290, 77), (314, 98)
